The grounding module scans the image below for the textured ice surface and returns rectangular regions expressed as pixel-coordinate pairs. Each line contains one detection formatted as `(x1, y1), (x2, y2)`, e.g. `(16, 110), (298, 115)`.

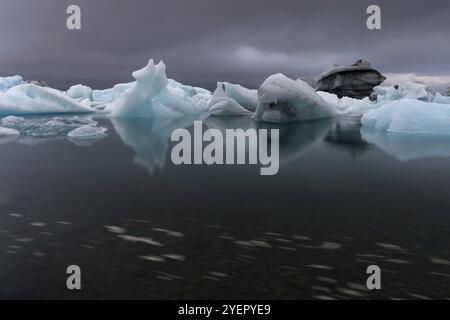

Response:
(0, 84), (96, 115)
(67, 125), (107, 138)
(106, 59), (206, 118)
(207, 84), (253, 116)
(67, 84), (93, 101)
(0, 126), (19, 136)
(0, 75), (24, 92)
(254, 74), (335, 123)
(433, 93), (450, 105)
(317, 91), (374, 116)
(361, 99), (450, 134)
(0, 115), (99, 138)
(375, 82), (434, 103)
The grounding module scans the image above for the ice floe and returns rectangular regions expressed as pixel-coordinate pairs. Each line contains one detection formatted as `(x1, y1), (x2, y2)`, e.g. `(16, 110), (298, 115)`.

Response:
(253, 74), (335, 123)
(0, 84), (96, 116)
(361, 99), (450, 134)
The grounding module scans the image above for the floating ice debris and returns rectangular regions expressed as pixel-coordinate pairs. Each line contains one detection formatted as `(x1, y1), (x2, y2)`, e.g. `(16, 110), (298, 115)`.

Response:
(429, 257), (450, 266)
(317, 91), (374, 116)
(0, 75), (25, 92)
(377, 243), (405, 251)
(221, 82), (258, 111)
(362, 99), (450, 134)
(117, 234), (163, 246)
(104, 225), (127, 234)
(0, 115), (100, 139)
(0, 84), (96, 115)
(29, 222), (47, 227)
(0, 126), (19, 136)
(254, 73), (335, 123)
(306, 264), (334, 270)
(375, 82), (434, 103)
(140, 255), (166, 262)
(162, 254), (185, 261)
(150, 228), (184, 238)
(67, 125), (108, 139)
(433, 92), (450, 105)
(93, 83), (134, 103)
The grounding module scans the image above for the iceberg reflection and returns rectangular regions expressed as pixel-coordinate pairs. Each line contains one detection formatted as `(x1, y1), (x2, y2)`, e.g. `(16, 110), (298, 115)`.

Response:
(361, 128), (450, 161)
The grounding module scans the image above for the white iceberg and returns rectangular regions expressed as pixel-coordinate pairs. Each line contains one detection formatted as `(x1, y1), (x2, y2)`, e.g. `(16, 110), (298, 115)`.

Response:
(67, 125), (108, 139)
(0, 75), (25, 92)
(93, 83), (134, 103)
(317, 91), (374, 116)
(253, 73), (335, 123)
(0, 126), (19, 136)
(433, 92), (450, 105)
(0, 84), (96, 116)
(207, 84), (253, 116)
(220, 82), (258, 112)
(375, 82), (434, 103)
(67, 84), (93, 101)
(106, 59), (205, 118)
(361, 99), (450, 134)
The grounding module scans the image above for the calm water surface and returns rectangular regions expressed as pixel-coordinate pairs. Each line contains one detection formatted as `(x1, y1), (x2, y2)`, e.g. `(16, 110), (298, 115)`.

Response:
(1, 115), (450, 299)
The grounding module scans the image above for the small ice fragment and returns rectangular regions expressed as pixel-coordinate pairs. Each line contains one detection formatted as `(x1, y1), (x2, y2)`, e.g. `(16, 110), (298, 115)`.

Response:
(67, 125), (107, 139)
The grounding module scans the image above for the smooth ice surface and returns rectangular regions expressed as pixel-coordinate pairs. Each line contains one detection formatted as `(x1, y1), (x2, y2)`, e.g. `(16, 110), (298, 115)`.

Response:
(207, 84), (253, 116)
(0, 126), (19, 136)
(361, 99), (450, 134)
(0, 84), (96, 116)
(221, 82), (258, 111)
(106, 59), (206, 118)
(93, 83), (134, 103)
(0, 75), (24, 92)
(0, 115), (99, 138)
(67, 125), (108, 139)
(254, 74), (335, 123)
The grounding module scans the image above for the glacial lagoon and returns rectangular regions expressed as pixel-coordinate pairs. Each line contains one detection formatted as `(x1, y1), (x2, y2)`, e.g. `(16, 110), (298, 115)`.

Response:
(1, 115), (450, 299)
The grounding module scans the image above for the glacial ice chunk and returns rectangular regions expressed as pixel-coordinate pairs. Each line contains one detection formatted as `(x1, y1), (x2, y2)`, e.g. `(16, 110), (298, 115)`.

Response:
(317, 91), (374, 116)
(93, 83), (134, 103)
(0, 75), (25, 92)
(67, 125), (107, 139)
(253, 73), (335, 123)
(361, 99), (450, 134)
(375, 82), (434, 103)
(106, 59), (204, 118)
(433, 93), (450, 105)
(221, 82), (258, 112)
(67, 84), (93, 101)
(207, 84), (253, 116)
(0, 126), (19, 136)
(0, 84), (96, 116)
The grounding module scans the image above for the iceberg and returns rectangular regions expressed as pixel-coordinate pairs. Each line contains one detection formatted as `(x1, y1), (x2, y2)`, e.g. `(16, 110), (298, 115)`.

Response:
(433, 92), (450, 105)
(67, 124), (107, 139)
(220, 82), (258, 112)
(0, 75), (25, 92)
(374, 82), (434, 103)
(253, 73), (335, 123)
(317, 91), (374, 116)
(361, 99), (450, 134)
(93, 83), (134, 103)
(67, 84), (93, 101)
(106, 59), (205, 118)
(0, 84), (96, 116)
(207, 83), (253, 116)
(0, 126), (19, 136)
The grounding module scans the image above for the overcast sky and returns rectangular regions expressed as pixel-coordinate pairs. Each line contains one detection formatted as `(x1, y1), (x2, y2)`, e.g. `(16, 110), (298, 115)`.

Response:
(1, 0), (449, 91)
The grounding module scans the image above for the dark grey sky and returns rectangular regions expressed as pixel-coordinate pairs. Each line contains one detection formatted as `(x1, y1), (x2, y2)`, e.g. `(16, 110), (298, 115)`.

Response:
(1, 0), (449, 91)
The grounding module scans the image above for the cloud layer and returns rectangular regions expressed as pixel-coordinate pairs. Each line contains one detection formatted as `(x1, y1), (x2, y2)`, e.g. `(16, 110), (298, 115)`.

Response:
(1, 0), (449, 91)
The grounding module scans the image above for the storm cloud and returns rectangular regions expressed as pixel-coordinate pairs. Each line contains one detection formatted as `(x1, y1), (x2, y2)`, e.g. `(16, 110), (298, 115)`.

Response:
(1, 0), (449, 91)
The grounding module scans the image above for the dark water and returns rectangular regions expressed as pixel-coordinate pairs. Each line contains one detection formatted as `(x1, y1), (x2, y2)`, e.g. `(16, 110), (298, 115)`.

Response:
(1, 115), (450, 300)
